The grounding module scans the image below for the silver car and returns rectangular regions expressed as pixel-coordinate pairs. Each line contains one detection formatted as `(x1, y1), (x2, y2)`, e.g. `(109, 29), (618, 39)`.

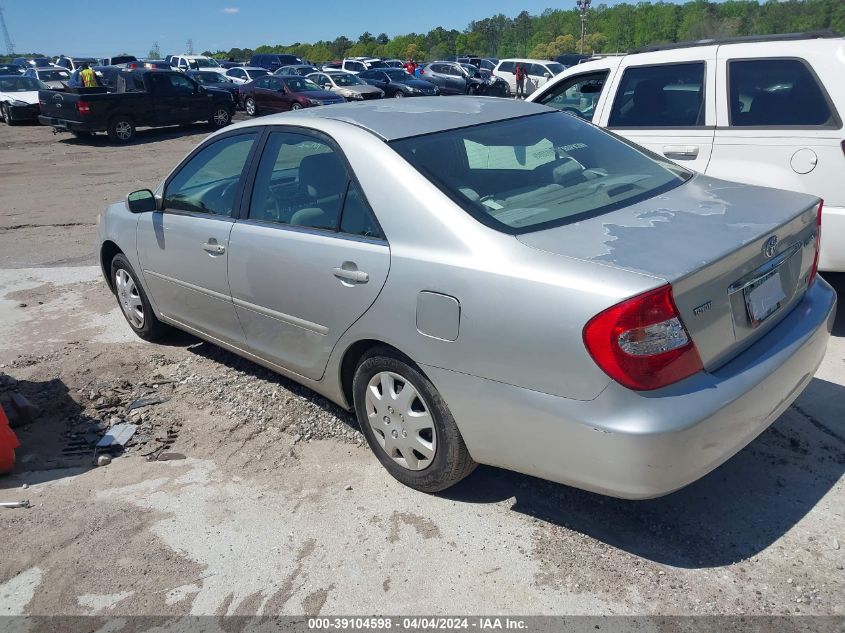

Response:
(307, 71), (384, 101)
(97, 98), (836, 498)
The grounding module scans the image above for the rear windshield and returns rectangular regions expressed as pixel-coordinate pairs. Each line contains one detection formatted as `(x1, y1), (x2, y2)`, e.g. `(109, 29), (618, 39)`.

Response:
(38, 70), (70, 81)
(111, 56), (137, 65)
(390, 112), (691, 234)
(0, 76), (42, 91)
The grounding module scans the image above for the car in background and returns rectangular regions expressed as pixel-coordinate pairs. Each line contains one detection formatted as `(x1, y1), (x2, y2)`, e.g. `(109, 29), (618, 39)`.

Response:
(358, 68), (439, 98)
(276, 64), (321, 77)
(555, 53), (590, 68)
(143, 60), (173, 70)
(383, 59), (405, 68)
(186, 70), (241, 104)
(12, 57), (54, 69)
(239, 75), (344, 116)
(23, 67), (70, 90)
(54, 56), (99, 72)
(527, 31), (845, 272)
(493, 58), (564, 96)
(219, 61), (246, 69)
(226, 66), (271, 85)
(100, 55), (138, 68)
(0, 75), (46, 125)
(321, 61), (343, 71)
(420, 61), (508, 96)
(341, 57), (387, 74)
(171, 55), (227, 76)
(307, 71), (383, 101)
(249, 53), (304, 72)
(0, 63), (24, 75)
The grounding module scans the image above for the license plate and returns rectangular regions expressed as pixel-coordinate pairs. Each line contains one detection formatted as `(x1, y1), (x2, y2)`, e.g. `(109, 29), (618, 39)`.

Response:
(743, 270), (787, 327)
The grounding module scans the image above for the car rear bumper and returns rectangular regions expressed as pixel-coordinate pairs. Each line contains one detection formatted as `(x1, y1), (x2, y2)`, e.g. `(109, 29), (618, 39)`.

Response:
(819, 204), (844, 272)
(38, 116), (97, 132)
(424, 278), (836, 499)
(7, 103), (39, 121)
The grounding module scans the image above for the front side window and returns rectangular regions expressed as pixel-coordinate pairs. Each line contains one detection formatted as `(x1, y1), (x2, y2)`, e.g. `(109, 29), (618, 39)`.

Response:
(728, 58), (838, 127)
(390, 112), (690, 233)
(253, 77), (271, 89)
(535, 70), (609, 121)
(164, 134), (257, 216)
(609, 62), (705, 128)
(284, 77), (320, 92)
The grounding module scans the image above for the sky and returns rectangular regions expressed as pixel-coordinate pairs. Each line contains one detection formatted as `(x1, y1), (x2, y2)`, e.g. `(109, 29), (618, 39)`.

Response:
(3, 0), (690, 58)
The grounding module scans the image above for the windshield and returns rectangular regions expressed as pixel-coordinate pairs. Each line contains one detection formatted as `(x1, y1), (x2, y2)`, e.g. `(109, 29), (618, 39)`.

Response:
(390, 112), (691, 234)
(385, 69), (413, 82)
(191, 58), (220, 68)
(111, 56), (137, 65)
(366, 60), (387, 69)
(0, 76), (43, 92)
(331, 73), (363, 86)
(248, 69), (271, 78)
(38, 70), (70, 81)
(197, 72), (230, 83)
(285, 77), (321, 92)
(460, 64), (479, 78)
(546, 63), (564, 75)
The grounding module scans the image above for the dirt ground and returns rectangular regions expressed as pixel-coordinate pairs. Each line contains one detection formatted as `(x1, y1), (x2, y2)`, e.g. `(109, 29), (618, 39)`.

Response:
(0, 118), (843, 621)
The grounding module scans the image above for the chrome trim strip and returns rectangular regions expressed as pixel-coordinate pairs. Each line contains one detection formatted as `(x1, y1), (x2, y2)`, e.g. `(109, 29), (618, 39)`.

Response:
(143, 270), (232, 303)
(233, 297), (329, 336)
(727, 242), (802, 295)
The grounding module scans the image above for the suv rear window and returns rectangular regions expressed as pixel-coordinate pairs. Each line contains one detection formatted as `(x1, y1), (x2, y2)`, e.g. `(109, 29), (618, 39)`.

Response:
(728, 58), (838, 127)
(609, 62), (705, 128)
(390, 112), (691, 234)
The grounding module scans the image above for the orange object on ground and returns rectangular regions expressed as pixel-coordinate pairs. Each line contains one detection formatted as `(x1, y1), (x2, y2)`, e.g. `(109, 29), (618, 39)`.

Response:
(0, 404), (19, 474)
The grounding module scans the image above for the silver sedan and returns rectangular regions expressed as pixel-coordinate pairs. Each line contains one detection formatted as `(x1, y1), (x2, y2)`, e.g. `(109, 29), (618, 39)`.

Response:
(97, 98), (836, 498)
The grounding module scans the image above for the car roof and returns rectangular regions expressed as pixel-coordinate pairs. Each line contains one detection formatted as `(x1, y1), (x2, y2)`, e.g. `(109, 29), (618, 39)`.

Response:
(253, 96), (552, 141)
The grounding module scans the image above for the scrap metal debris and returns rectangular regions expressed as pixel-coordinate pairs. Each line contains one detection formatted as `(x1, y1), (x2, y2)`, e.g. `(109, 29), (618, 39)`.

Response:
(96, 423), (138, 449)
(0, 500), (31, 509)
(126, 393), (169, 412)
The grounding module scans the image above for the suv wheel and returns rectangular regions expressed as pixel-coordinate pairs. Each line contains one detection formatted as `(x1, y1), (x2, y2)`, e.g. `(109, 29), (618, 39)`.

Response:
(107, 115), (135, 143)
(353, 347), (476, 493)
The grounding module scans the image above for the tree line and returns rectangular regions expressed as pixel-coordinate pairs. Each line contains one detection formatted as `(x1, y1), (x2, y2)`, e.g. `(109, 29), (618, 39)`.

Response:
(200, 0), (843, 62)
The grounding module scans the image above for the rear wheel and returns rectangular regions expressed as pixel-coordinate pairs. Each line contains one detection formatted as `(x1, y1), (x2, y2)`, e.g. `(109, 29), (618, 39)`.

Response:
(291, 102), (303, 111)
(110, 254), (170, 341)
(244, 97), (257, 116)
(353, 347), (476, 493)
(107, 115), (135, 143)
(209, 106), (232, 128)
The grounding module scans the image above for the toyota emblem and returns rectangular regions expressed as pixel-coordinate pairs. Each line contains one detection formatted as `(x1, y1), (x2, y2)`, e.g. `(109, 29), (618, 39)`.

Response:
(763, 235), (778, 259)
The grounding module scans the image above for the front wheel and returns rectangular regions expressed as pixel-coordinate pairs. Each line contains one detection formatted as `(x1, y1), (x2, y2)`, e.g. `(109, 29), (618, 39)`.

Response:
(291, 102), (303, 111)
(393, 90), (404, 98)
(209, 106), (232, 128)
(110, 254), (170, 341)
(2, 104), (15, 126)
(244, 97), (257, 116)
(107, 115), (135, 143)
(353, 347), (476, 493)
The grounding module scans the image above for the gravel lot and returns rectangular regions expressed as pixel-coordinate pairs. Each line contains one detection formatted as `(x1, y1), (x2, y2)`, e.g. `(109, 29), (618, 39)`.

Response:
(0, 118), (843, 620)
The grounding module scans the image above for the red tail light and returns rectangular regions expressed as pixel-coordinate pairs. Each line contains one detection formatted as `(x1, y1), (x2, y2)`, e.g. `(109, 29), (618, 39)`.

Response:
(583, 285), (703, 391)
(76, 101), (91, 116)
(809, 200), (823, 287)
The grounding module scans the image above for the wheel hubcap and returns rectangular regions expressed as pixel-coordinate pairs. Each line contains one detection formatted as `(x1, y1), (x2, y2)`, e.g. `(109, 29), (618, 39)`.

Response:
(246, 100), (255, 114)
(115, 121), (132, 140)
(365, 371), (436, 471)
(114, 269), (144, 329)
(214, 109), (229, 125)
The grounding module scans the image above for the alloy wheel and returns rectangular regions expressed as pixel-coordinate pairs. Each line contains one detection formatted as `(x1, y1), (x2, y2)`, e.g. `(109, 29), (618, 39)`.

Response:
(365, 371), (436, 471)
(114, 268), (144, 329)
(245, 98), (256, 116)
(394, 91), (404, 98)
(213, 108), (230, 126)
(291, 103), (302, 110)
(114, 120), (133, 141)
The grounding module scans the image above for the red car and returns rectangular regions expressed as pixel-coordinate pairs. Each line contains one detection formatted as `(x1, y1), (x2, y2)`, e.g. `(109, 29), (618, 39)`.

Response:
(239, 75), (345, 116)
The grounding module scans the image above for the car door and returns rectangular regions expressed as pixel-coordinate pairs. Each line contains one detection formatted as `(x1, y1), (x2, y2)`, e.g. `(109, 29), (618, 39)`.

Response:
(269, 77), (294, 112)
(250, 76), (272, 110)
(137, 131), (260, 345)
(598, 50), (716, 173)
(495, 61), (516, 92)
(446, 65), (466, 94)
(227, 129), (390, 380)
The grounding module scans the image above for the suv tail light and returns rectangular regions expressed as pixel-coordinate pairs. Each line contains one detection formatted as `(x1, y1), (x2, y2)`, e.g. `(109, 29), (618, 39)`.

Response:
(583, 285), (703, 391)
(76, 100), (91, 116)
(809, 200), (823, 287)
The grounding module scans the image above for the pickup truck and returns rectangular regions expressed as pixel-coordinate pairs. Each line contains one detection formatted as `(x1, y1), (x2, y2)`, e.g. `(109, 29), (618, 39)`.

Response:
(38, 69), (235, 143)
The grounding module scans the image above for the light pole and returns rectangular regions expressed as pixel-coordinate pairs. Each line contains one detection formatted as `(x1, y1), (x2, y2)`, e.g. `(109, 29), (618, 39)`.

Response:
(576, 0), (591, 55)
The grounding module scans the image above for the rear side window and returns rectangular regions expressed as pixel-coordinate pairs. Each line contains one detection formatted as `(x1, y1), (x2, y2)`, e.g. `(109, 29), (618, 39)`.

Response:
(536, 70), (609, 122)
(609, 62), (705, 128)
(498, 61), (515, 73)
(728, 58), (838, 128)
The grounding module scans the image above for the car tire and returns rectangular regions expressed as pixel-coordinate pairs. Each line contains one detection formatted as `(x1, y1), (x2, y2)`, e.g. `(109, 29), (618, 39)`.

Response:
(2, 104), (15, 126)
(353, 347), (477, 493)
(244, 97), (257, 116)
(393, 90), (404, 98)
(209, 106), (232, 128)
(107, 115), (135, 143)
(291, 103), (303, 110)
(110, 254), (170, 341)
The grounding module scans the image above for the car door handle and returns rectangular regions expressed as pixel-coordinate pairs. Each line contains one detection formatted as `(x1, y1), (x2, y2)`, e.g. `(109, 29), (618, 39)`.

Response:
(662, 145), (699, 160)
(202, 241), (225, 255)
(332, 267), (369, 284)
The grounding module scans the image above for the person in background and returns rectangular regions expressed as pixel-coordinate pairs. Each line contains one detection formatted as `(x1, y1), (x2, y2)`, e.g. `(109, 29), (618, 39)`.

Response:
(79, 63), (100, 88)
(515, 63), (526, 99)
(404, 59), (417, 76)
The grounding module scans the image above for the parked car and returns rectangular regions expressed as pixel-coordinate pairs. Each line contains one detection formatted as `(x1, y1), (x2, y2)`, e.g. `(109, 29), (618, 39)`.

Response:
(341, 57), (387, 74)
(54, 56), (100, 72)
(100, 55), (138, 67)
(0, 63), (24, 75)
(23, 67), (71, 90)
(383, 59), (405, 68)
(0, 75), (45, 124)
(38, 69), (235, 142)
(143, 60), (173, 70)
(185, 70), (240, 103)
(239, 75), (344, 116)
(249, 54), (304, 73)
(219, 61), (246, 69)
(527, 31), (845, 272)
(493, 58), (564, 96)
(11, 57), (53, 69)
(308, 71), (384, 101)
(357, 68), (439, 98)
(97, 97), (835, 497)
(555, 53), (590, 68)
(225, 66), (271, 85)
(420, 61), (508, 96)
(275, 64), (321, 77)
(171, 55), (227, 76)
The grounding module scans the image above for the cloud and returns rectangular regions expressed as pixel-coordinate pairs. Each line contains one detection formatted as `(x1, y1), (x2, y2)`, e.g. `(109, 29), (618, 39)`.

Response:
(221, 7), (239, 13)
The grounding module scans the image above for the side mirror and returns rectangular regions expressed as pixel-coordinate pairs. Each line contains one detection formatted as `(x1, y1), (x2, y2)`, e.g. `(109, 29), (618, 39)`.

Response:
(127, 189), (158, 213)
(544, 72), (552, 79)
(324, 83), (331, 89)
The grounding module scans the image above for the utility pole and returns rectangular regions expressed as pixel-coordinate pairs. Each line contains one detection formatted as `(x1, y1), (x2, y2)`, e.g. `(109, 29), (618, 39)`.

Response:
(186, 38), (194, 55)
(0, 6), (15, 57)
(576, 0), (591, 55)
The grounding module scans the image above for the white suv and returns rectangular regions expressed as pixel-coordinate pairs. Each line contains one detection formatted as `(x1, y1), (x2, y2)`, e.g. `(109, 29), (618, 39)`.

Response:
(493, 58), (564, 95)
(171, 55), (227, 76)
(528, 32), (845, 271)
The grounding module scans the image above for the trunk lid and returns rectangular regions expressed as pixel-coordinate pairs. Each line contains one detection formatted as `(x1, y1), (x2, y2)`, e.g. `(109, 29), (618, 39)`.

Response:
(516, 175), (821, 369)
